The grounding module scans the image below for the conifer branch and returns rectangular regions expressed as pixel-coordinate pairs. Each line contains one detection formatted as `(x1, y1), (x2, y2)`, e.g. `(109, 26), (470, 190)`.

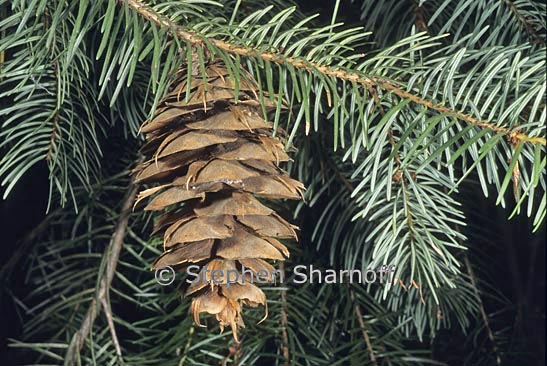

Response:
(323, 160), (379, 364)
(0, 211), (59, 280)
(44, 10), (59, 163)
(222, 341), (241, 366)
(178, 326), (194, 366)
(122, 0), (546, 147)
(2, 1), (543, 364)
(503, 0), (546, 46)
(412, 0), (430, 34)
(350, 289), (378, 366)
(65, 176), (139, 362)
(45, 60), (60, 162)
(100, 296), (123, 358)
(368, 85), (422, 293)
(279, 262), (290, 366)
(464, 255), (502, 366)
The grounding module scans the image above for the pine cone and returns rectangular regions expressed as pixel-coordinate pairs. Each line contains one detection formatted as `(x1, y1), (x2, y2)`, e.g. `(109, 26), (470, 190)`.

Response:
(134, 60), (304, 341)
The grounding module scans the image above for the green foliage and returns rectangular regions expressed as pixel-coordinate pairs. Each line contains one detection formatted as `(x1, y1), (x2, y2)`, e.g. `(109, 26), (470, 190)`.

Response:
(0, 0), (545, 365)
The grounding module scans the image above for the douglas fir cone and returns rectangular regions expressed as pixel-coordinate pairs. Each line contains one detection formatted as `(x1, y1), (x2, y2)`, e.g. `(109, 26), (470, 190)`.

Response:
(133, 59), (305, 341)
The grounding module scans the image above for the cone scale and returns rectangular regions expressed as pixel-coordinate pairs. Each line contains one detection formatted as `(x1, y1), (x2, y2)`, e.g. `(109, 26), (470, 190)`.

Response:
(134, 60), (304, 341)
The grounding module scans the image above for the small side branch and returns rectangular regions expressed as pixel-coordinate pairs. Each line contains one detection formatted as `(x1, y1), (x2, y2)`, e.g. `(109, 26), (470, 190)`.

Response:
(350, 289), (378, 366)
(412, 0), (430, 34)
(46, 61), (60, 162)
(504, 0), (546, 46)
(464, 255), (502, 366)
(100, 296), (123, 358)
(279, 262), (290, 366)
(178, 326), (194, 366)
(221, 340), (241, 366)
(65, 177), (139, 363)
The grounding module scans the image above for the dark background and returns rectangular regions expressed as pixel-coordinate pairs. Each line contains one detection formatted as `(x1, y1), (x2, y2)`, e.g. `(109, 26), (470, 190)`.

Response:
(0, 0), (545, 365)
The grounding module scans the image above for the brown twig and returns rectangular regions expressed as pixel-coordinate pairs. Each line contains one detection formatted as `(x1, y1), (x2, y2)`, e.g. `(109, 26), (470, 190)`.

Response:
(100, 296), (123, 358)
(122, 0), (545, 147)
(221, 340), (241, 366)
(504, 0), (546, 46)
(46, 60), (60, 162)
(65, 177), (139, 363)
(279, 262), (290, 366)
(325, 158), (354, 193)
(0, 210), (59, 280)
(349, 289), (378, 366)
(0, 6), (5, 77)
(177, 325), (194, 366)
(46, 112), (60, 161)
(464, 255), (502, 366)
(367, 85), (418, 243)
(412, 0), (430, 34)
(325, 150), (381, 359)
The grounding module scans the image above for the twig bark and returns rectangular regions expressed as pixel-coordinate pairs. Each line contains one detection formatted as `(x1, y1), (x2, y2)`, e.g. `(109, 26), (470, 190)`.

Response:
(367, 85), (419, 260)
(65, 177), (139, 364)
(504, 0), (546, 46)
(349, 289), (378, 366)
(464, 255), (502, 366)
(0, 210), (59, 280)
(221, 340), (241, 366)
(279, 262), (290, 366)
(46, 60), (60, 162)
(100, 296), (123, 358)
(122, 0), (545, 147)
(324, 158), (379, 364)
(178, 326), (194, 366)
(412, 0), (430, 34)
